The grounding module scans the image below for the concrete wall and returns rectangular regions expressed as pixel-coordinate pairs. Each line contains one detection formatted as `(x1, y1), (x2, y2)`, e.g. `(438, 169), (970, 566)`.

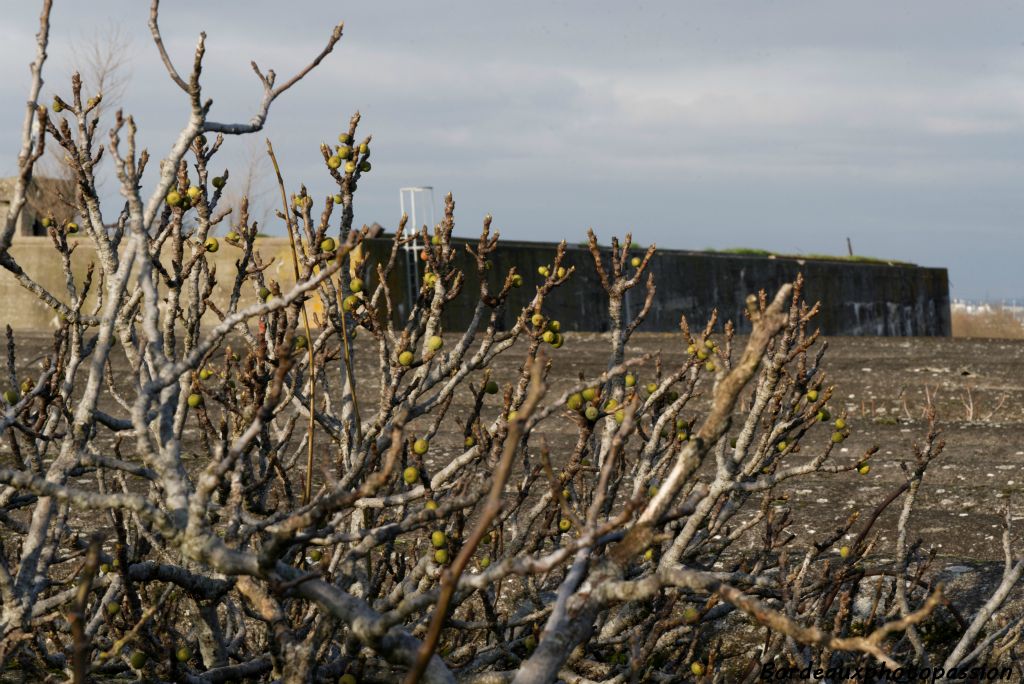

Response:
(0, 236), (951, 336)
(0, 236), (309, 331)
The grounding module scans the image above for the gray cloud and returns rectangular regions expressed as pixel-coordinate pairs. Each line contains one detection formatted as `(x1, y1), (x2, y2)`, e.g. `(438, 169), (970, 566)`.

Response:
(2, 1), (1023, 299)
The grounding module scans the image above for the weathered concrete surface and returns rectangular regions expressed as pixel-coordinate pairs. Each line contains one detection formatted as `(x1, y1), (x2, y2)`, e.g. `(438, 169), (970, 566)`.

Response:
(412, 239), (951, 336)
(0, 236), (309, 331)
(0, 236), (950, 336)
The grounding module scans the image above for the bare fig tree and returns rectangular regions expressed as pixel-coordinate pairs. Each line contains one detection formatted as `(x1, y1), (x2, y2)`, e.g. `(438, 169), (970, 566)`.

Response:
(1, 2), (1020, 683)
(25, 19), (133, 228)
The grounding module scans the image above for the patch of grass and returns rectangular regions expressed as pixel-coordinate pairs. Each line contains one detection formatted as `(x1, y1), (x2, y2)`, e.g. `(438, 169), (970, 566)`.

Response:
(715, 247), (774, 256)
(800, 253), (911, 265)
(952, 307), (1024, 339)
(707, 248), (913, 266)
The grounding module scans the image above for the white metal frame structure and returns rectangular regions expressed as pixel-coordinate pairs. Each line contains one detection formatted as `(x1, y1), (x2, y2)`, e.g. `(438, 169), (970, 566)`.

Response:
(399, 186), (436, 316)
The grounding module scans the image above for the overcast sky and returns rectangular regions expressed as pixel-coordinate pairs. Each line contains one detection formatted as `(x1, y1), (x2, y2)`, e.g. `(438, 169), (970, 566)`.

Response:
(3, 2), (1024, 300)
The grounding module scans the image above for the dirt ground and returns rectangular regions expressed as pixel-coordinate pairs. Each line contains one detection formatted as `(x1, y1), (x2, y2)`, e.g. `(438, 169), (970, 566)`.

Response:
(423, 331), (1024, 565)
(5, 330), (1024, 566)
(556, 333), (1023, 564)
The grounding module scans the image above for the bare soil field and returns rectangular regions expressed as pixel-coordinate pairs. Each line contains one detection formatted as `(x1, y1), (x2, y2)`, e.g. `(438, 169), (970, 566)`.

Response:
(6, 330), (1022, 566)
(3, 329), (1024, 680)
(500, 332), (1024, 565)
